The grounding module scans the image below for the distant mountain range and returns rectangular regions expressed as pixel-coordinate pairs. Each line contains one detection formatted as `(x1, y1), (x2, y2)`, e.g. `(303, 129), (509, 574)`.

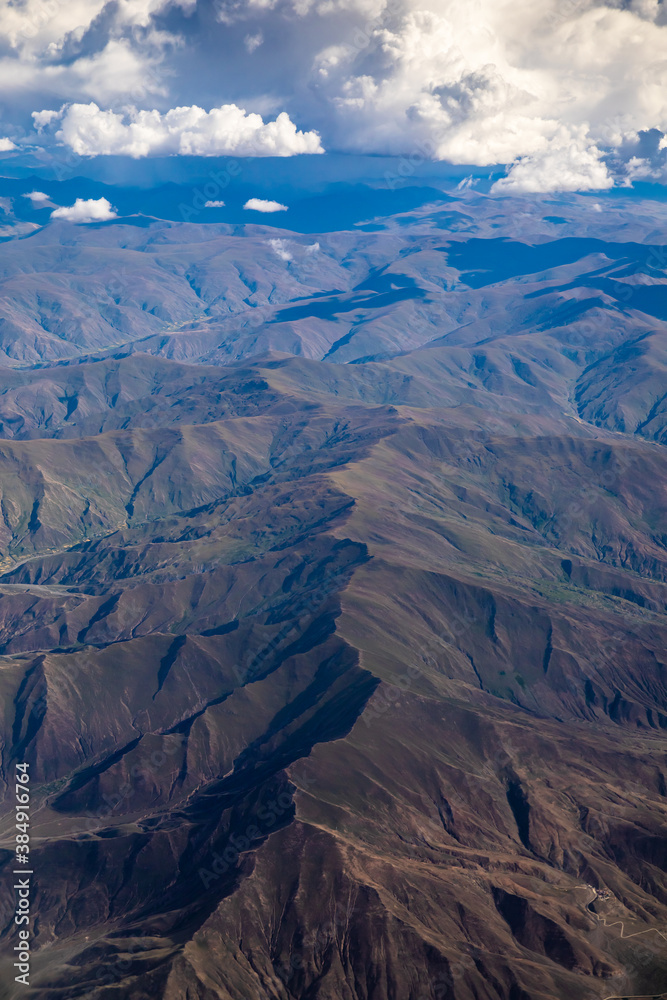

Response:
(0, 190), (666, 1000)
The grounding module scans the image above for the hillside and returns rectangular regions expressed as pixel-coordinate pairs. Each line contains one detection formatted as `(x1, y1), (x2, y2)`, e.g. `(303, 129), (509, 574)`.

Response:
(0, 192), (665, 1000)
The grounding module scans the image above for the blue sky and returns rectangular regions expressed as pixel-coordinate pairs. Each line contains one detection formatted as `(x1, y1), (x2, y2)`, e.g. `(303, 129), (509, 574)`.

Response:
(1, 0), (667, 194)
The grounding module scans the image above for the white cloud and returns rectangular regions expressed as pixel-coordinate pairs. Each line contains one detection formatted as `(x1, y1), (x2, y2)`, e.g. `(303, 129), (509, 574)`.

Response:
(0, 222), (40, 238)
(0, 138), (17, 151)
(216, 0), (280, 24)
(4, 0), (667, 191)
(306, 0), (667, 188)
(23, 191), (50, 203)
(0, 0), (193, 104)
(267, 237), (293, 260)
(216, 0), (385, 20)
(50, 197), (118, 223)
(267, 238), (322, 260)
(491, 130), (614, 193)
(32, 110), (61, 131)
(245, 198), (289, 212)
(35, 102), (324, 158)
(244, 32), (264, 53)
(204, 200), (226, 207)
(1, 0), (194, 51)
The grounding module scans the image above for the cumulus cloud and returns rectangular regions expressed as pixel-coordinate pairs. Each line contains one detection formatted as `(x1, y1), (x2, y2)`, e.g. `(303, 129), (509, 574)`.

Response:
(215, 0), (385, 21)
(204, 200), (226, 207)
(244, 32), (264, 53)
(245, 198), (289, 212)
(0, 0), (194, 109)
(267, 238), (322, 259)
(4, 0), (667, 191)
(605, 128), (667, 186)
(23, 191), (50, 203)
(50, 197), (118, 223)
(492, 130), (614, 193)
(267, 237), (293, 259)
(215, 0), (279, 25)
(35, 102), (323, 158)
(0, 138), (17, 151)
(304, 0), (667, 187)
(32, 110), (63, 131)
(1, 0), (193, 53)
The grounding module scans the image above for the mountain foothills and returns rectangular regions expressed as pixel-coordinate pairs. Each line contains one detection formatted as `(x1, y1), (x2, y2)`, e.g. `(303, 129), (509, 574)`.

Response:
(0, 190), (665, 1000)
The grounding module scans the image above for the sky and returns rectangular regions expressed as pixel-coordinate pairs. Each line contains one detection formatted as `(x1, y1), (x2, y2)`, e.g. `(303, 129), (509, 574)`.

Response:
(1, 0), (667, 193)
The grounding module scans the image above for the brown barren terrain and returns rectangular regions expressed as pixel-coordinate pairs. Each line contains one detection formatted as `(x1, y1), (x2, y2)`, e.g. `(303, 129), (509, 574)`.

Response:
(0, 196), (665, 1000)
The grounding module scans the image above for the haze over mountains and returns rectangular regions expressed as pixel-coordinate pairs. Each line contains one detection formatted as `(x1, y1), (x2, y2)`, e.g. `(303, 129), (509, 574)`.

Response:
(0, 189), (665, 1000)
